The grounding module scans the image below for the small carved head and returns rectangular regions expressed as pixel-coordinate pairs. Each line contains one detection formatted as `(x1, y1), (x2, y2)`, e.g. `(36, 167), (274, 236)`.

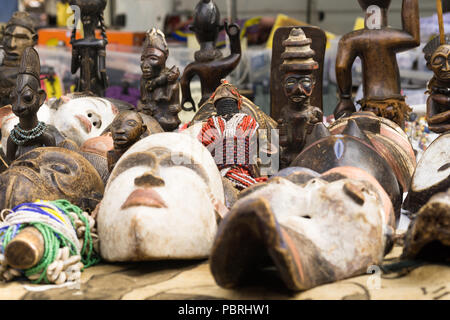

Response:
(141, 28), (168, 79)
(11, 47), (46, 119)
(430, 44), (450, 83)
(110, 111), (147, 151)
(211, 80), (242, 117)
(2, 12), (37, 59)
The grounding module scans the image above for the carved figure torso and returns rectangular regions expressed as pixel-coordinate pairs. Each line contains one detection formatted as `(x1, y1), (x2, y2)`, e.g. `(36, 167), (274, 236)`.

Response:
(138, 66), (181, 131)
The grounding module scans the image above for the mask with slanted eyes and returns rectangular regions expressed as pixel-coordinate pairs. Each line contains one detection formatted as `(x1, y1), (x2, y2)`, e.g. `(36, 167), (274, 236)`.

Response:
(210, 169), (391, 291)
(0, 147), (104, 211)
(97, 132), (225, 262)
(283, 74), (315, 105)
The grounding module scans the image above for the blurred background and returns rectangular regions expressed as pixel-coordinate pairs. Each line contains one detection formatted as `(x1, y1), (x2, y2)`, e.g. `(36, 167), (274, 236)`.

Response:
(0, 0), (447, 118)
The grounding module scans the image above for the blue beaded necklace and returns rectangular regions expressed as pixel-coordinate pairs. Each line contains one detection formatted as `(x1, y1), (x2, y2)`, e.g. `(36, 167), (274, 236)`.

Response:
(10, 121), (47, 146)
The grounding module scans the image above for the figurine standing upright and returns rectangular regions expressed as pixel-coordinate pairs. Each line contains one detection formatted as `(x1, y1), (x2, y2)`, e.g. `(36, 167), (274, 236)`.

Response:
(137, 28), (181, 132)
(70, 0), (108, 97)
(180, 0), (242, 112)
(0, 12), (37, 107)
(7, 47), (57, 162)
(334, 0), (420, 128)
(277, 28), (323, 168)
(423, 0), (450, 134)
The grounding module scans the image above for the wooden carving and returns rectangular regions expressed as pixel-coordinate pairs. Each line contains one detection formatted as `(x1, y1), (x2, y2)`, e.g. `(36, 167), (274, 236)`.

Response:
(70, 0), (108, 97)
(137, 28), (181, 132)
(334, 0), (420, 128)
(180, 0), (241, 112)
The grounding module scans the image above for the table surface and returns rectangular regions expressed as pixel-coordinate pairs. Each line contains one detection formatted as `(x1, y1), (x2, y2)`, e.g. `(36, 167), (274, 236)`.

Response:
(0, 246), (449, 300)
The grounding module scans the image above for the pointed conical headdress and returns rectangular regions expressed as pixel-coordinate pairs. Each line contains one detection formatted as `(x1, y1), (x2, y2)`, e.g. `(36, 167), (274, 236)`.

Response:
(143, 28), (169, 57)
(19, 47), (40, 81)
(280, 28), (318, 73)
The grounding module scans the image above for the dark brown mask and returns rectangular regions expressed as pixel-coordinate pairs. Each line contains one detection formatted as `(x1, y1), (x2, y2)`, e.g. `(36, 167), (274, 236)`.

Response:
(0, 147), (104, 211)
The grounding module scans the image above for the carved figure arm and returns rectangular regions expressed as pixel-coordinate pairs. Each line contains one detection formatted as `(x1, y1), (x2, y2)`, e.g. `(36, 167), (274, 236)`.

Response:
(180, 63), (198, 112)
(427, 94), (450, 124)
(71, 46), (80, 75)
(334, 36), (358, 119)
(391, 0), (420, 49)
(98, 48), (108, 90)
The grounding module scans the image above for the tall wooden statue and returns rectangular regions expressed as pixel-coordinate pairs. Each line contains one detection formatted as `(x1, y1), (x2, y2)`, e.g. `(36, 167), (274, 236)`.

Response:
(334, 0), (420, 128)
(180, 0), (241, 112)
(276, 28), (324, 168)
(0, 12), (37, 107)
(137, 28), (181, 132)
(70, 0), (108, 97)
(423, 0), (450, 133)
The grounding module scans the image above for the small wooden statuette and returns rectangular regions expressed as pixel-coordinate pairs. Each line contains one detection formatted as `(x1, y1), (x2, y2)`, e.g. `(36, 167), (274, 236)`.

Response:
(69, 0), (108, 97)
(180, 0), (241, 112)
(137, 28), (181, 132)
(334, 0), (420, 128)
(0, 12), (38, 107)
(107, 110), (147, 172)
(7, 47), (57, 162)
(423, 0), (450, 134)
(276, 28), (323, 168)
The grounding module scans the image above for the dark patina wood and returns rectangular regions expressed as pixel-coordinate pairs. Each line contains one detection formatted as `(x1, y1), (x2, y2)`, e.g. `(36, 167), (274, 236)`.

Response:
(334, 0), (420, 128)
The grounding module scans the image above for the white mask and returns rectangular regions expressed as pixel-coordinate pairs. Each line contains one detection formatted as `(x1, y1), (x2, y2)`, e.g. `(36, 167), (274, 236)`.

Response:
(97, 132), (225, 261)
(210, 174), (389, 291)
(49, 96), (118, 146)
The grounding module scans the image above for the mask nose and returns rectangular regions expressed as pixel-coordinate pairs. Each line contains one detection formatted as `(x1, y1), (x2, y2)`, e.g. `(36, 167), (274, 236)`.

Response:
(134, 171), (165, 188)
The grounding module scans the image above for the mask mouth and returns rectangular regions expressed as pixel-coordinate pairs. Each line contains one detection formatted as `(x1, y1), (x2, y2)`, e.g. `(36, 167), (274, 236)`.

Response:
(75, 114), (92, 133)
(290, 95), (307, 103)
(121, 188), (167, 210)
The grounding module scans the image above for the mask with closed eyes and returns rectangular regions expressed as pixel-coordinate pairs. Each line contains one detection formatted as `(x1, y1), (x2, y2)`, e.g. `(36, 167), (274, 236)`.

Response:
(0, 147), (104, 211)
(97, 132), (225, 261)
(210, 169), (391, 291)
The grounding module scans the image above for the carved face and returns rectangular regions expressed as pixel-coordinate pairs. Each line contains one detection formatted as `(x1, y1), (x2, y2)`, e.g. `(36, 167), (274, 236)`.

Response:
(10, 74), (46, 118)
(97, 132), (225, 261)
(357, 0), (391, 10)
(215, 98), (239, 118)
(2, 25), (36, 59)
(431, 45), (450, 82)
(140, 48), (166, 79)
(50, 96), (118, 146)
(283, 73), (314, 106)
(0, 147), (104, 211)
(111, 111), (146, 151)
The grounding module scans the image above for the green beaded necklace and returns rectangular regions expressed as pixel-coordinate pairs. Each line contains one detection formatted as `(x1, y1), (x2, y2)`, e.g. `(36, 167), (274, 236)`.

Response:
(10, 121), (47, 146)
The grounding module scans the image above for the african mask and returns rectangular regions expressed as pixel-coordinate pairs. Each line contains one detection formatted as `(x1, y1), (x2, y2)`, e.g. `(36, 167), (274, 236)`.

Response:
(210, 171), (390, 291)
(0, 147), (104, 212)
(97, 132), (225, 261)
(48, 94), (118, 146)
(7, 47), (57, 162)
(0, 12), (37, 107)
(403, 132), (450, 213)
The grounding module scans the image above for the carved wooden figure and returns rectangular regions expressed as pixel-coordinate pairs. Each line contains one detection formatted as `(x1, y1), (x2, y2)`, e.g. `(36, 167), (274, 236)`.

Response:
(70, 0), (108, 97)
(0, 12), (37, 107)
(422, 0), (450, 134)
(334, 0), (420, 128)
(107, 110), (147, 172)
(137, 28), (181, 132)
(275, 28), (324, 168)
(6, 47), (57, 162)
(180, 0), (241, 112)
